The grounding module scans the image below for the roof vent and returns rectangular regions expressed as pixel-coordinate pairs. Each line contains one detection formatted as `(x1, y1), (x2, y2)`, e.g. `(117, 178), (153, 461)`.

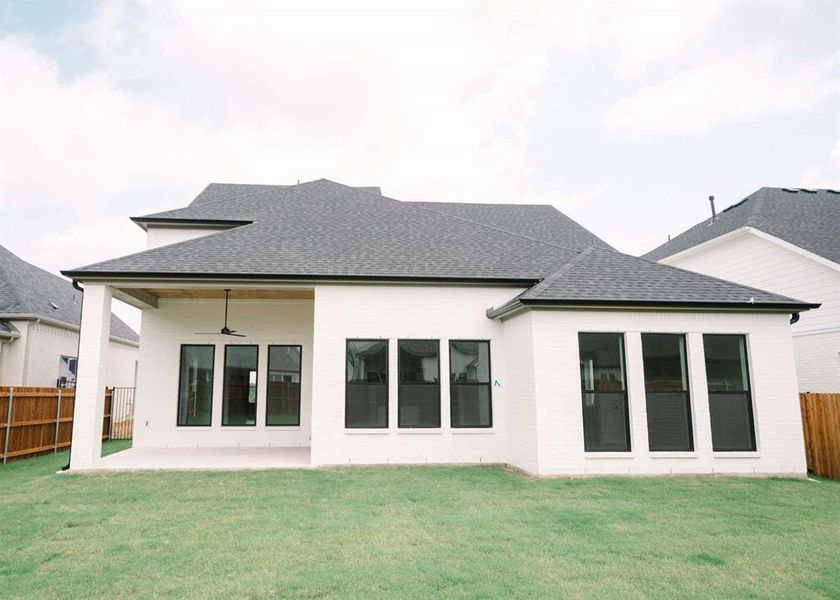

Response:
(781, 188), (800, 193)
(49, 302), (60, 310)
(798, 188), (817, 194)
(826, 189), (840, 194)
(708, 195), (717, 223)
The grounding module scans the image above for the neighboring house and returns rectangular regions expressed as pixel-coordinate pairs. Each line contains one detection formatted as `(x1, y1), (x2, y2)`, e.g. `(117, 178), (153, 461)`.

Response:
(62, 179), (816, 476)
(0, 244), (140, 388)
(644, 187), (840, 393)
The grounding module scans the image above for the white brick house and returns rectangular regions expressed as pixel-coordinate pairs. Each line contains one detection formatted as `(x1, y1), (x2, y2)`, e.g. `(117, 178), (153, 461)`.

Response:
(62, 180), (816, 476)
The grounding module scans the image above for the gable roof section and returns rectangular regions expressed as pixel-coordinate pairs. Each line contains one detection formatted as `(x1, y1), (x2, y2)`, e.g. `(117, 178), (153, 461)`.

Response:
(63, 179), (815, 313)
(643, 187), (840, 264)
(410, 202), (613, 251)
(0, 245), (139, 343)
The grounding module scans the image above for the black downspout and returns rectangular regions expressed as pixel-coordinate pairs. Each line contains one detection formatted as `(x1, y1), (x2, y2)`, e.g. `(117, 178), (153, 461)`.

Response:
(61, 279), (85, 471)
(790, 312), (800, 325)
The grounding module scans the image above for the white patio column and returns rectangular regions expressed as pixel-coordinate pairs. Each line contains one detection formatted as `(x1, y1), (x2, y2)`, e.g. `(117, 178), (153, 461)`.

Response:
(69, 284), (112, 469)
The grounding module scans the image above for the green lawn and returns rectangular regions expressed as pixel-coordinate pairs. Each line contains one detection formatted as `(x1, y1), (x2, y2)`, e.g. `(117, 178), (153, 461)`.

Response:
(1, 447), (839, 599)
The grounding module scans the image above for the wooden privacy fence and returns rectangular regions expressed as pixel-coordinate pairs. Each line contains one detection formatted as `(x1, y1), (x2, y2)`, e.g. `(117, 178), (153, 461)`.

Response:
(0, 387), (134, 463)
(800, 392), (840, 480)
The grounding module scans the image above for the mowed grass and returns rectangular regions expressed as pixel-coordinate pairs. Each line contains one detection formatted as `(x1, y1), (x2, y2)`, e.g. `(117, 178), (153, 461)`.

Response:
(1, 447), (839, 599)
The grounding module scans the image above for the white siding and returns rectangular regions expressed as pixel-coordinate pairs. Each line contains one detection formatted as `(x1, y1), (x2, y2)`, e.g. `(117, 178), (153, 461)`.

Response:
(662, 231), (840, 392)
(0, 321), (30, 386)
(146, 226), (231, 249)
(133, 298), (313, 449)
(502, 311), (539, 473)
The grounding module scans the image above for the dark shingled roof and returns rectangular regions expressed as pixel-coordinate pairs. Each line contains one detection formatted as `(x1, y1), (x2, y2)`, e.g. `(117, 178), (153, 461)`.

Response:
(0, 245), (139, 343)
(410, 202), (613, 251)
(63, 179), (815, 312)
(643, 187), (840, 264)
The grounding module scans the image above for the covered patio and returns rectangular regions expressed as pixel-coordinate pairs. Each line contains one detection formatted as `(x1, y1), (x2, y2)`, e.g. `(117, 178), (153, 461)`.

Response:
(74, 446), (312, 472)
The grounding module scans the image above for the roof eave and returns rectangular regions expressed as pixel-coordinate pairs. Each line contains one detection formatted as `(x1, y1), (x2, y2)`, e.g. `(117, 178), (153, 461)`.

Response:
(487, 298), (820, 319)
(129, 217), (253, 231)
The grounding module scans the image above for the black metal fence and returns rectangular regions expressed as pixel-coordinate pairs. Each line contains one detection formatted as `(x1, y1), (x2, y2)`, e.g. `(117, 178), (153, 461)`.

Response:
(105, 387), (135, 441)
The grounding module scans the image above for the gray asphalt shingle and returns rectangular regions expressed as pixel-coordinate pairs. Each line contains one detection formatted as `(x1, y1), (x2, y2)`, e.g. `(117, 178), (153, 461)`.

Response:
(0, 245), (139, 342)
(643, 187), (840, 264)
(64, 179), (814, 311)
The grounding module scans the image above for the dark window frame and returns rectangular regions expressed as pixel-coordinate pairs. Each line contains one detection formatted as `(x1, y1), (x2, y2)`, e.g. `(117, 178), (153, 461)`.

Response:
(176, 344), (215, 427)
(703, 334), (757, 452)
(449, 339), (493, 429)
(222, 344), (260, 427)
(265, 344), (303, 427)
(398, 339), (441, 429)
(345, 339), (389, 429)
(641, 333), (694, 452)
(578, 332), (632, 452)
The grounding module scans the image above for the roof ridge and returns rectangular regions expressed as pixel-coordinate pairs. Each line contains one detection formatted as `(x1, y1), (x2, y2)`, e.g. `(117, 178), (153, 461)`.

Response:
(187, 184), (292, 209)
(523, 246), (596, 297)
(744, 192), (764, 228)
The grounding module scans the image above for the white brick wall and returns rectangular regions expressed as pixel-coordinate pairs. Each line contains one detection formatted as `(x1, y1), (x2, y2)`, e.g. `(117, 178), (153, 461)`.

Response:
(792, 331), (840, 393)
(146, 226), (231, 249)
(133, 297), (313, 448)
(127, 283), (806, 477)
(531, 309), (806, 477)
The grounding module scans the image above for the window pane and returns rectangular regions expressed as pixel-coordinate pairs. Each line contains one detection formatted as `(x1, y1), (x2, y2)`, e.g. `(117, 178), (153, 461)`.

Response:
(579, 333), (625, 392)
(642, 334), (688, 392)
(347, 340), (388, 383)
(451, 386), (491, 428)
(582, 392), (630, 452)
(399, 340), (440, 428)
(704, 335), (750, 392)
(178, 345), (214, 426)
(579, 333), (630, 451)
(346, 340), (388, 428)
(399, 340), (439, 383)
(449, 341), (489, 383)
(709, 392), (756, 451)
(346, 385), (388, 428)
(267, 346), (301, 426)
(646, 392), (693, 451)
(223, 345), (258, 426)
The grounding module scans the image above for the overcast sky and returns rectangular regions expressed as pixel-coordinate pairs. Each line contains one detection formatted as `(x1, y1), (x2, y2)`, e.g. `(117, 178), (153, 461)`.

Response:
(1, 1), (838, 331)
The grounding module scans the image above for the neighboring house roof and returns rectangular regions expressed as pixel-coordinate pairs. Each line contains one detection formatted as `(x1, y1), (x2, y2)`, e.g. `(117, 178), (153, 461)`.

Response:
(0, 320), (20, 340)
(0, 245), (139, 343)
(643, 187), (840, 264)
(63, 179), (815, 312)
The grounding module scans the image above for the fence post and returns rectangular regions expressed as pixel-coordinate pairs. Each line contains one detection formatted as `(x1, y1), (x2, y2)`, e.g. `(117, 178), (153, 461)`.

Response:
(107, 388), (113, 442)
(54, 389), (62, 453)
(3, 388), (13, 464)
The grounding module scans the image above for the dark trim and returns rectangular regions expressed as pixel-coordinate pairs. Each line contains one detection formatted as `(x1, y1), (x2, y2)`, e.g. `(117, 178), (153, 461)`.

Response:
(398, 339), (441, 429)
(488, 298), (820, 319)
(60, 269), (536, 286)
(265, 344), (302, 427)
(129, 217), (252, 231)
(345, 339), (389, 429)
(221, 344), (259, 427)
(641, 333), (694, 452)
(703, 334), (757, 452)
(578, 332), (632, 452)
(176, 344), (216, 427)
(449, 339), (493, 429)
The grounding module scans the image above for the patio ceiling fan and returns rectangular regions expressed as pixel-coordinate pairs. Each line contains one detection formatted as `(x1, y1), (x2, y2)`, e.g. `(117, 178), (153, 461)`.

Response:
(196, 289), (246, 337)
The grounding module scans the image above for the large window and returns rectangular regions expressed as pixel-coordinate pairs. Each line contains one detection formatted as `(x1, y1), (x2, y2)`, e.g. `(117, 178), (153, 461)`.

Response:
(222, 345), (259, 426)
(642, 334), (693, 451)
(266, 345), (302, 426)
(449, 340), (492, 428)
(177, 345), (215, 426)
(578, 333), (630, 452)
(346, 340), (388, 428)
(704, 334), (756, 451)
(398, 340), (440, 428)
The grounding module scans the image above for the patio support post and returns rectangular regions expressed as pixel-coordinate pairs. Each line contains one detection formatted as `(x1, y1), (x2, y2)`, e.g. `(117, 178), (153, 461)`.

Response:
(69, 284), (112, 470)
